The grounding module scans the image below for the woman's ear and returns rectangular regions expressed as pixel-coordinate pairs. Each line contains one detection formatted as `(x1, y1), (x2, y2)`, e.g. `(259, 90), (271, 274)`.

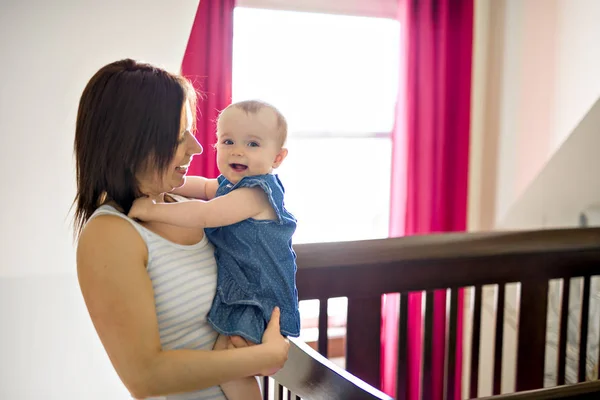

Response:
(272, 148), (288, 169)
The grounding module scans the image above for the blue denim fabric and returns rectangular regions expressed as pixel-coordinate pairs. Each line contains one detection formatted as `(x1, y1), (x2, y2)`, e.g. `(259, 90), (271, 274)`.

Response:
(205, 174), (300, 344)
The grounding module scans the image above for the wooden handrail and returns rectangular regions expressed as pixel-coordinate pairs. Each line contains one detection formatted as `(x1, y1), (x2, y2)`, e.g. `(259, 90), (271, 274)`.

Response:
(476, 380), (600, 399)
(274, 338), (393, 400)
(294, 227), (600, 299)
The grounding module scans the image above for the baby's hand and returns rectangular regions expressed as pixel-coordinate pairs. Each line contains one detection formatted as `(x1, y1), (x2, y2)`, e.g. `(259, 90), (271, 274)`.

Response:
(128, 196), (156, 221)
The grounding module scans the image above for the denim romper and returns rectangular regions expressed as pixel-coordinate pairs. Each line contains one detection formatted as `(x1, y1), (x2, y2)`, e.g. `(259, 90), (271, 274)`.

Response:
(205, 174), (301, 344)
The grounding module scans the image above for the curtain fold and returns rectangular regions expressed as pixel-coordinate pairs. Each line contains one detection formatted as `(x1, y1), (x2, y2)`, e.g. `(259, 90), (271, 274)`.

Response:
(181, 0), (235, 178)
(382, 0), (474, 399)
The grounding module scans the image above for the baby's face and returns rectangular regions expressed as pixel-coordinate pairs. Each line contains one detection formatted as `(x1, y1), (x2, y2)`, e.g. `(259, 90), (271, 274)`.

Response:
(215, 107), (286, 184)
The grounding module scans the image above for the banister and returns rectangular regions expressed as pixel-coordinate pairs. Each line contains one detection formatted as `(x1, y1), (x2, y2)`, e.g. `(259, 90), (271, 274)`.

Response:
(277, 228), (600, 399)
(476, 380), (600, 399)
(294, 227), (600, 299)
(295, 228), (600, 268)
(274, 338), (393, 400)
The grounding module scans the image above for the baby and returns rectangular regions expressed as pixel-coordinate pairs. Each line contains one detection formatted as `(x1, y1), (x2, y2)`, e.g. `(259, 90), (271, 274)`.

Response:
(129, 100), (300, 399)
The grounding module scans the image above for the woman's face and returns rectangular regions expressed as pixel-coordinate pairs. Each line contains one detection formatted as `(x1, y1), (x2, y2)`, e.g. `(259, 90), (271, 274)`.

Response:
(137, 101), (202, 197)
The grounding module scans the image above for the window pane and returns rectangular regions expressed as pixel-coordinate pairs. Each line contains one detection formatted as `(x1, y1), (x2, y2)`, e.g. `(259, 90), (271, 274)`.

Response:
(277, 137), (392, 243)
(232, 7), (400, 135)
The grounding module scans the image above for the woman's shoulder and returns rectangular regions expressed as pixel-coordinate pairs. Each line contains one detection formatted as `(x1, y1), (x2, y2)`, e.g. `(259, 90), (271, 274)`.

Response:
(76, 215), (149, 302)
(83, 207), (138, 236)
(78, 207), (148, 262)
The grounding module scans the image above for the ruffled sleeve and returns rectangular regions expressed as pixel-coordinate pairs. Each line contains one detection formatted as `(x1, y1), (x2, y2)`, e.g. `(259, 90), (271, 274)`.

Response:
(234, 174), (286, 224)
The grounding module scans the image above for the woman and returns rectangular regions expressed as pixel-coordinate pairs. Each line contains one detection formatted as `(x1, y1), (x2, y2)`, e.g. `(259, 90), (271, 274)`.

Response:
(74, 59), (289, 399)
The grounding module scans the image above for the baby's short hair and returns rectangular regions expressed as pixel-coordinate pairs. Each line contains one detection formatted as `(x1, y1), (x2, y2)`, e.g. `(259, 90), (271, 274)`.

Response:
(219, 100), (288, 146)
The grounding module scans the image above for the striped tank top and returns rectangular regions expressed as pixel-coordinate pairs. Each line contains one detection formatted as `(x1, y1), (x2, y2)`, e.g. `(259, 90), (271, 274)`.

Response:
(90, 205), (227, 400)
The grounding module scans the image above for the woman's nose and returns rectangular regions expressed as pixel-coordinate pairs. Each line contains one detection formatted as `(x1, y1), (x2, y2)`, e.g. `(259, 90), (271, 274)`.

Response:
(188, 133), (203, 155)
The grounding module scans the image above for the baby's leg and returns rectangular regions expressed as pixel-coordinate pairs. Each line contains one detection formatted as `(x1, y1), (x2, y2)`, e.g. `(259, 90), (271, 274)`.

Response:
(213, 333), (230, 350)
(221, 375), (262, 400)
(220, 336), (262, 400)
(230, 335), (254, 348)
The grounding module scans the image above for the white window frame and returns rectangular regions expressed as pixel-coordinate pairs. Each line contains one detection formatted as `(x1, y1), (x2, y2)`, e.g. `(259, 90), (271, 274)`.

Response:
(235, 0), (398, 19)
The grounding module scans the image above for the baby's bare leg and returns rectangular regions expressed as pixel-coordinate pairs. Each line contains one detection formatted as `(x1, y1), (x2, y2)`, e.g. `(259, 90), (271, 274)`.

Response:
(213, 334), (229, 350)
(230, 335), (254, 348)
(220, 336), (262, 400)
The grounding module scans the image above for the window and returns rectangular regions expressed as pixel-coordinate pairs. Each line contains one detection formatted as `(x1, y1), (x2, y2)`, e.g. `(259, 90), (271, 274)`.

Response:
(232, 7), (399, 244)
(232, 7), (400, 355)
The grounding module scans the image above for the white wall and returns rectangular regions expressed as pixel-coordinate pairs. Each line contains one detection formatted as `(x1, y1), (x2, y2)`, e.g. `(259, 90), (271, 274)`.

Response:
(468, 0), (600, 230)
(500, 96), (600, 230)
(0, 0), (198, 397)
(498, 0), (600, 230)
(553, 0), (600, 153)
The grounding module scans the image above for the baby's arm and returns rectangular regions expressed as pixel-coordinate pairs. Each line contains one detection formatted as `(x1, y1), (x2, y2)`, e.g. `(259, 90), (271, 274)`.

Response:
(129, 188), (270, 229)
(171, 176), (220, 200)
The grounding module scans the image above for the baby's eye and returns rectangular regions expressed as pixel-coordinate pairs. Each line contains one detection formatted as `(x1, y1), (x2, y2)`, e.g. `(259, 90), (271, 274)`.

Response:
(223, 139), (234, 145)
(248, 141), (260, 148)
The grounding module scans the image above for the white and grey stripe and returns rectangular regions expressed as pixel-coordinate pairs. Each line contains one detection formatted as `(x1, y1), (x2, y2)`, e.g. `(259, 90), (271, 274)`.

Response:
(90, 205), (226, 400)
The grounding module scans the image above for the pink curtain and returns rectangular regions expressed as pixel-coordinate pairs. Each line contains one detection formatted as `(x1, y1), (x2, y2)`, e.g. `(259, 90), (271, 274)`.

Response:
(181, 0), (235, 178)
(382, 0), (474, 399)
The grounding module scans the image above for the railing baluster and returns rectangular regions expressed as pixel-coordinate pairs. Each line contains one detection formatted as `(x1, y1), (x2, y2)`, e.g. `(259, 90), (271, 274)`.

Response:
(579, 275), (592, 382)
(397, 292), (409, 400)
(598, 278), (600, 382)
(493, 284), (505, 395)
(346, 295), (382, 389)
(558, 277), (571, 385)
(263, 376), (269, 400)
(516, 280), (549, 391)
(273, 381), (282, 400)
(318, 298), (328, 357)
(444, 288), (459, 400)
(470, 285), (482, 398)
(422, 290), (435, 400)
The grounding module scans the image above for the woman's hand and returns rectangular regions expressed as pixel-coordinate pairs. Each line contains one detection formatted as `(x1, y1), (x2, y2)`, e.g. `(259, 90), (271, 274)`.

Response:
(258, 307), (290, 376)
(128, 196), (155, 221)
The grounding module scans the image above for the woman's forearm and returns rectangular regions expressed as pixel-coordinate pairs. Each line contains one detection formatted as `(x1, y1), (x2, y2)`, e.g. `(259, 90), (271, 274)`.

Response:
(135, 345), (281, 398)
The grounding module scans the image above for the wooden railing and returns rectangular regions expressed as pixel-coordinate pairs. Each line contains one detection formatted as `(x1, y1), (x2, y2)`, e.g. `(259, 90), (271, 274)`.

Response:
(271, 338), (393, 400)
(268, 228), (600, 399)
(479, 380), (600, 399)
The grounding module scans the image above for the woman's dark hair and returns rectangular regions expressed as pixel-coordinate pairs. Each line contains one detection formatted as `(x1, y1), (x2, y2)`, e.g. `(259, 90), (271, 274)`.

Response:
(73, 59), (197, 237)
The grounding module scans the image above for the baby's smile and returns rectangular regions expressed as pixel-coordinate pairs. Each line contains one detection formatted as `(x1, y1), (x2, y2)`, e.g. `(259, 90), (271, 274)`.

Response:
(230, 163), (248, 172)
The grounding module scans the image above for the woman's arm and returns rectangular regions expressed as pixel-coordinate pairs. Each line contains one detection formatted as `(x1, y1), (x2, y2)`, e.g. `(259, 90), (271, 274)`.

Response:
(129, 187), (270, 229)
(171, 176), (219, 200)
(77, 216), (288, 399)
(213, 336), (262, 400)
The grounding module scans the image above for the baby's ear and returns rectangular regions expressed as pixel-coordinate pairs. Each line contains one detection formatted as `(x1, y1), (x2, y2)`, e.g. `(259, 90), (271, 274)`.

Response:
(272, 148), (288, 169)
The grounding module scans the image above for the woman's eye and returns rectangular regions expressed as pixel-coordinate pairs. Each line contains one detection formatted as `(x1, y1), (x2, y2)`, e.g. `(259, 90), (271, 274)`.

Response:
(248, 141), (260, 147)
